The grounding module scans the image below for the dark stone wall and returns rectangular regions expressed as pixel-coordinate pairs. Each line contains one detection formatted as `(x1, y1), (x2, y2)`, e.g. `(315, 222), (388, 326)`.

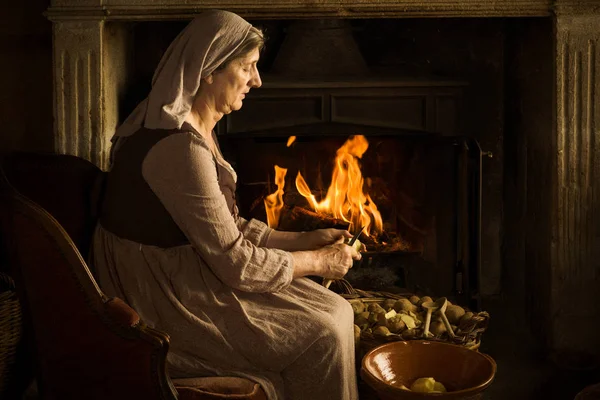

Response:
(503, 18), (554, 345)
(0, 1), (53, 153)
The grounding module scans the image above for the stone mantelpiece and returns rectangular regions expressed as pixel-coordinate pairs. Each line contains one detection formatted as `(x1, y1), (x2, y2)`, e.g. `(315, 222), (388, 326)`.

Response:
(44, 1), (597, 167)
(46, 1), (555, 20)
(46, 0), (600, 361)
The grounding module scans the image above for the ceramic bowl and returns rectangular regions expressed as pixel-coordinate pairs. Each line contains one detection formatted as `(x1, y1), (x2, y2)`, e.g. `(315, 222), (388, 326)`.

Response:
(361, 340), (496, 400)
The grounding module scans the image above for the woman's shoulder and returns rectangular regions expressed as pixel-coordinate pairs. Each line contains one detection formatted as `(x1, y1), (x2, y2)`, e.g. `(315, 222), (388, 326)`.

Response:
(151, 124), (212, 154)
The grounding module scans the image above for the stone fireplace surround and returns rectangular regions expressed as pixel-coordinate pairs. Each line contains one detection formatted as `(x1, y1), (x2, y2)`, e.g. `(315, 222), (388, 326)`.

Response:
(46, 0), (600, 361)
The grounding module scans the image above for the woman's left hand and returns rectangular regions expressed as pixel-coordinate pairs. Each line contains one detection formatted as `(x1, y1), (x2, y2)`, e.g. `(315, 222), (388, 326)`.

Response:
(302, 228), (353, 250)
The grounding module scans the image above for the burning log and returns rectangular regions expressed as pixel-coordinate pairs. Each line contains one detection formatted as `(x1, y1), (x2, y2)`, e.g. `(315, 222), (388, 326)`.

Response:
(277, 205), (350, 232)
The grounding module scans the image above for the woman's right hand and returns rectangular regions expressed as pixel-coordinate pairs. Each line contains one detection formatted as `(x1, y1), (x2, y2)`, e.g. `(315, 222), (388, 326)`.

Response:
(316, 243), (362, 279)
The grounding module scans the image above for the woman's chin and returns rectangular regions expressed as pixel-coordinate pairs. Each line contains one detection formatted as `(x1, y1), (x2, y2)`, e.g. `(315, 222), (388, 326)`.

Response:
(231, 101), (244, 112)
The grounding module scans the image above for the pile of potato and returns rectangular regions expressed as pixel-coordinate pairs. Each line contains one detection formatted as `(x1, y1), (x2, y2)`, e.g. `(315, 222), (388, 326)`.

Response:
(351, 295), (476, 345)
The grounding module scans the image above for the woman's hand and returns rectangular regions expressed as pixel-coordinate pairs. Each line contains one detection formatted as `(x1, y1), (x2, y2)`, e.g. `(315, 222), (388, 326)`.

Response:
(315, 243), (362, 279)
(302, 228), (353, 250)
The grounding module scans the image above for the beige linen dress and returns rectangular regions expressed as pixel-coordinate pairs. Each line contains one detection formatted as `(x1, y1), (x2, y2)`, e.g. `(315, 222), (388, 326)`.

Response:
(92, 127), (359, 400)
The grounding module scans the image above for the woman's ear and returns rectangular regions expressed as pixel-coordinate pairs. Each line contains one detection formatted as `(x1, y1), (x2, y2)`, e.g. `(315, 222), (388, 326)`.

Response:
(203, 74), (214, 84)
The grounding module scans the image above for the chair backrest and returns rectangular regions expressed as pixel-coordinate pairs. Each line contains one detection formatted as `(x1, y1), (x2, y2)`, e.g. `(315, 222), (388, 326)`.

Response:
(0, 152), (104, 264)
(0, 153), (178, 400)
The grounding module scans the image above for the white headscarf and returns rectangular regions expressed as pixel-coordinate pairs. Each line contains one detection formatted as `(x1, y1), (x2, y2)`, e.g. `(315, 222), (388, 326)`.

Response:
(110, 10), (252, 158)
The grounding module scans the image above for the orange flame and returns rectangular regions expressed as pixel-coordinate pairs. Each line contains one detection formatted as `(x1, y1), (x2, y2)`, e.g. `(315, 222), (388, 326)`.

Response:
(264, 165), (287, 228)
(264, 135), (383, 237)
(287, 136), (297, 147)
(297, 135), (383, 237)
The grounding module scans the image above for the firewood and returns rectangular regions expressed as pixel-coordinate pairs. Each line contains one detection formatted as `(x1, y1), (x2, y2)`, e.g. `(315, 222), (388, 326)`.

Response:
(277, 205), (350, 232)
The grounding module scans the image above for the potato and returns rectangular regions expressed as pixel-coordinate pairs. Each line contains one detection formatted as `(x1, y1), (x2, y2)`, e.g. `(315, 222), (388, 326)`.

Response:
(387, 316), (406, 333)
(410, 377), (435, 393)
(369, 311), (384, 324)
(354, 312), (370, 326)
(376, 313), (389, 327)
(402, 328), (418, 339)
(354, 325), (361, 345)
(393, 298), (417, 313)
(382, 299), (397, 311)
(430, 320), (446, 336)
(418, 296), (433, 307)
(373, 326), (391, 337)
(410, 378), (447, 393)
(348, 238), (363, 252)
(434, 381), (447, 393)
(445, 305), (466, 324)
(459, 311), (474, 328)
(368, 303), (385, 313)
(351, 301), (366, 314)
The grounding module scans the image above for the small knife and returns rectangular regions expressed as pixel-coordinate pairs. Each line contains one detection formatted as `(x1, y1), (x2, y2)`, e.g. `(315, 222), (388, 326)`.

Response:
(347, 225), (366, 248)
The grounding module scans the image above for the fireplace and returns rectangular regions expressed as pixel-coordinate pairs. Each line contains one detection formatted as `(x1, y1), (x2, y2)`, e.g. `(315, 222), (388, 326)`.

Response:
(46, 0), (600, 363)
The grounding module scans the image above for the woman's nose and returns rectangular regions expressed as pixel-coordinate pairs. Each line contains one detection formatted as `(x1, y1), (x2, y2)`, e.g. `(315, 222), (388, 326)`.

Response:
(250, 68), (262, 88)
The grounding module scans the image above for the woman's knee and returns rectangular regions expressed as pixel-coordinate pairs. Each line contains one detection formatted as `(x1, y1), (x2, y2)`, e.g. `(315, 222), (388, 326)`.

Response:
(334, 295), (354, 324)
(319, 299), (354, 341)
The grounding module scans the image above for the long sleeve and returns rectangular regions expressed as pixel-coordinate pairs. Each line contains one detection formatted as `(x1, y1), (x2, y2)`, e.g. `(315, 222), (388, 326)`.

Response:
(142, 131), (293, 293)
(235, 215), (275, 247)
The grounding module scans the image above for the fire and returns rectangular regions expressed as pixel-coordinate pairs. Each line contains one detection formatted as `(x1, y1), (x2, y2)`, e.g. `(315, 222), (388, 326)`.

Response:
(264, 165), (287, 228)
(295, 135), (382, 237)
(264, 135), (383, 237)
(286, 136), (296, 147)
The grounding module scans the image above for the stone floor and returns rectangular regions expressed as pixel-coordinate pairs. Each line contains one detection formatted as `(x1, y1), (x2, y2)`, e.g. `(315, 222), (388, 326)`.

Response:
(357, 296), (600, 400)
(15, 295), (600, 400)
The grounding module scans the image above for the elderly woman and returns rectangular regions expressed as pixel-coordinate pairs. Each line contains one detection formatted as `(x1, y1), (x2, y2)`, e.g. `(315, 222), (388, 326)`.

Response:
(92, 9), (360, 400)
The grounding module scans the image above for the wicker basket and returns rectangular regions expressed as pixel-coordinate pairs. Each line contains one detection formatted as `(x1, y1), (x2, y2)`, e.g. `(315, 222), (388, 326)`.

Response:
(328, 279), (490, 353)
(0, 272), (22, 397)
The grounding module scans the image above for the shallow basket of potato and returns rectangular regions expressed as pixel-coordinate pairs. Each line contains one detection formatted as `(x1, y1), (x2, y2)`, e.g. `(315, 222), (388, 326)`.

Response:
(346, 292), (490, 354)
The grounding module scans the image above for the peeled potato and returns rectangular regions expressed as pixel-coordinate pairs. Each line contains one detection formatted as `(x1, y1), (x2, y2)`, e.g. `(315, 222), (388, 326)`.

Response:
(347, 238), (363, 252)
(410, 377), (447, 393)
(410, 377), (436, 392)
(434, 381), (447, 393)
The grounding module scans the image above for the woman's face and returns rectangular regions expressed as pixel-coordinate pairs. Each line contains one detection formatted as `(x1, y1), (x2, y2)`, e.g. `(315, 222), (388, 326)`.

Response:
(209, 47), (262, 114)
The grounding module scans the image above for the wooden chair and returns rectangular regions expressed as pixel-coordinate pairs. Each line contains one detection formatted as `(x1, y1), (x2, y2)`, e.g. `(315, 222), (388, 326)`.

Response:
(0, 152), (266, 400)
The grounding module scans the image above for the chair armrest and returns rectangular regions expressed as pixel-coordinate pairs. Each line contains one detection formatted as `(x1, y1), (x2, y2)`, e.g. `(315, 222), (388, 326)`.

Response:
(103, 297), (140, 328)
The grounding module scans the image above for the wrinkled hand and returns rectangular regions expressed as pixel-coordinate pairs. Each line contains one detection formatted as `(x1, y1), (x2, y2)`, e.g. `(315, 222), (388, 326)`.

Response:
(317, 242), (362, 279)
(304, 228), (352, 250)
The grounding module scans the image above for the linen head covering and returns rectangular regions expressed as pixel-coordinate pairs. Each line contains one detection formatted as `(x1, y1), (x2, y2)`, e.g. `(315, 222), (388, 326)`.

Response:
(110, 10), (252, 157)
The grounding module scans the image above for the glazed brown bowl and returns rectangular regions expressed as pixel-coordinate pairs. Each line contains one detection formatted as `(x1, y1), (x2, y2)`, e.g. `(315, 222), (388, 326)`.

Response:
(361, 340), (496, 400)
